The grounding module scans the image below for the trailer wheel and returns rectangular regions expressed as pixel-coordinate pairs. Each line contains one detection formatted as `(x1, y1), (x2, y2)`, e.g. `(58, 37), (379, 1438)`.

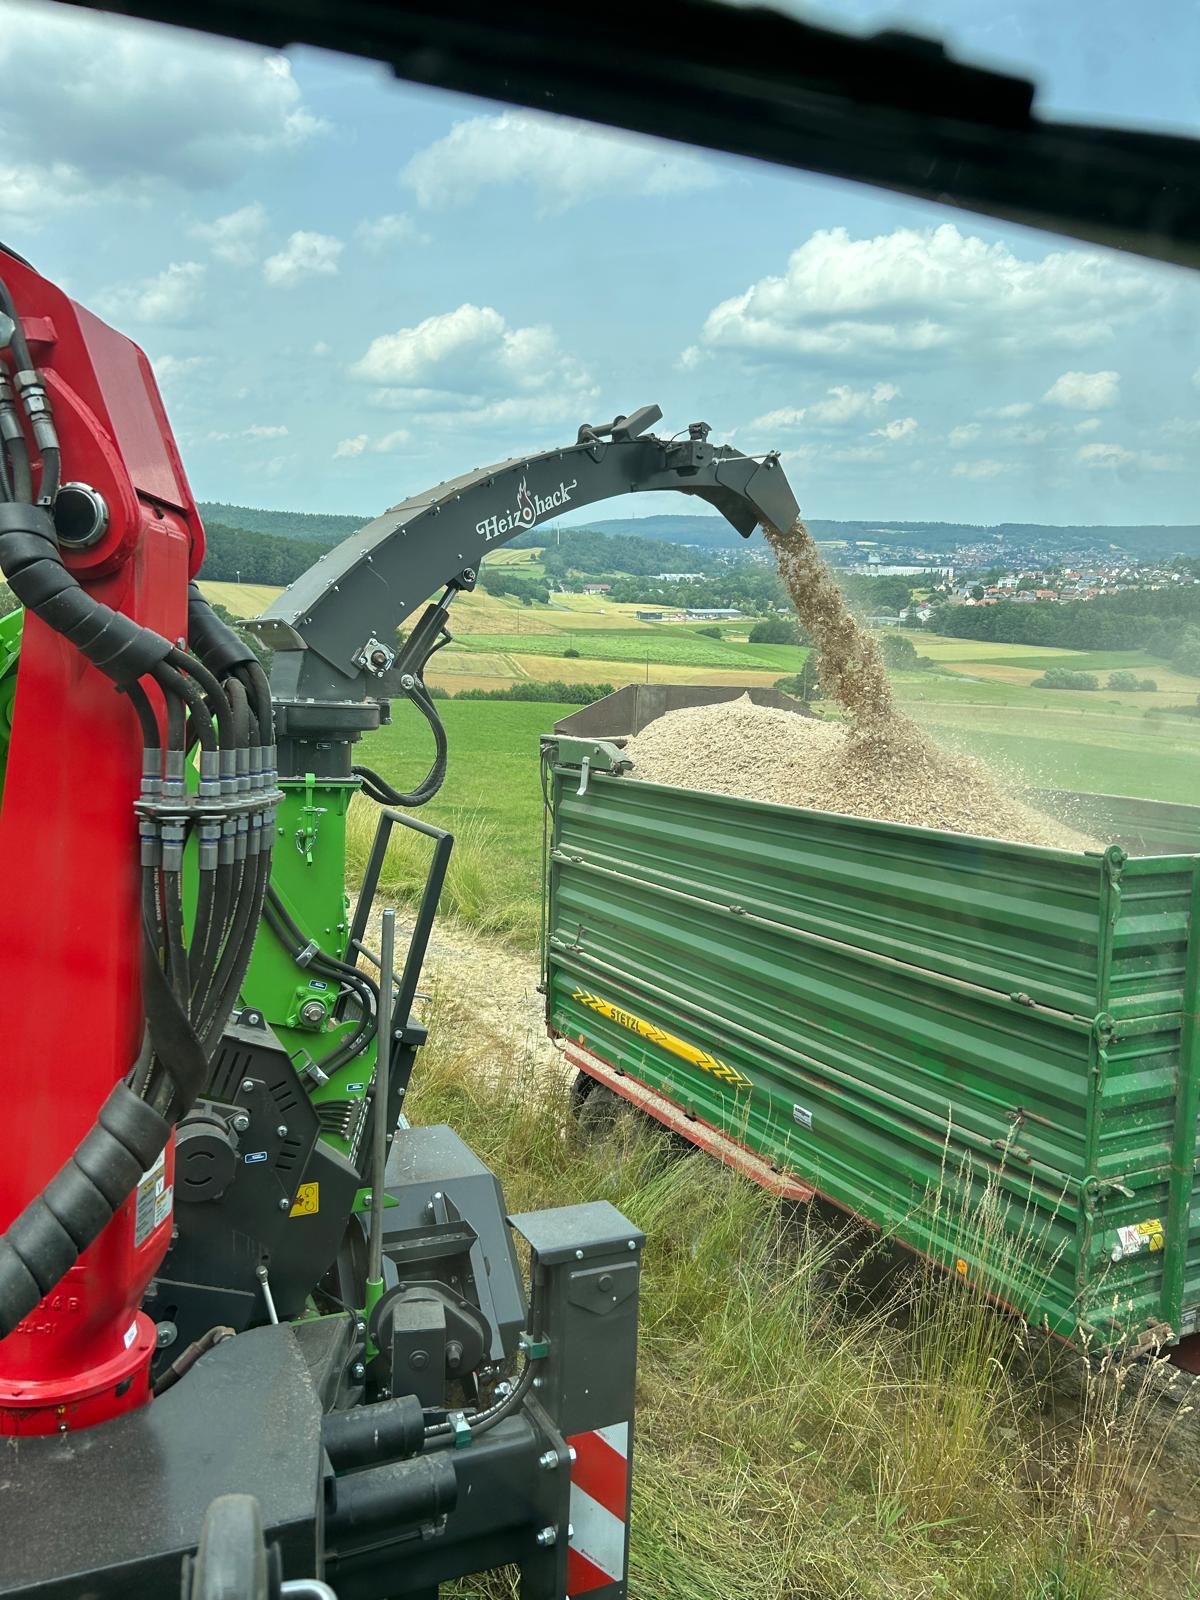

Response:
(571, 1072), (629, 1137)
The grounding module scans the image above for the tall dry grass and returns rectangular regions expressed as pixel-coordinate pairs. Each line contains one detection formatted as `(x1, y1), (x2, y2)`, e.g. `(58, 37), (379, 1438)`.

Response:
(410, 981), (1200, 1600)
(344, 794), (538, 940)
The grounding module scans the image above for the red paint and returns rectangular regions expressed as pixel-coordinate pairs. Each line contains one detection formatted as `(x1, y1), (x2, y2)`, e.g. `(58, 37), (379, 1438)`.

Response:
(566, 1044), (815, 1202)
(1170, 1333), (1200, 1372)
(566, 1547), (614, 1596)
(0, 251), (204, 1432)
(567, 1429), (628, 1523)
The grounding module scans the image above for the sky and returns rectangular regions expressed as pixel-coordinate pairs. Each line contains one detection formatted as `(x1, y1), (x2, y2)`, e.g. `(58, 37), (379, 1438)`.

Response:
(1, 0), (1197, 528)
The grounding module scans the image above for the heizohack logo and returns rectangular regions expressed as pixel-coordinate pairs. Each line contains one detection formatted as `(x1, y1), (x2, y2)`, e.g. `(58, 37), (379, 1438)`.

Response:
(475, 475), (576, 542)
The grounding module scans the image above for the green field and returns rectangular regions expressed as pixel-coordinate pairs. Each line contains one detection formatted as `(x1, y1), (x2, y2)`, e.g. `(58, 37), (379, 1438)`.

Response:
(452, 628), (807, 673)
(354, 700), (560, 941)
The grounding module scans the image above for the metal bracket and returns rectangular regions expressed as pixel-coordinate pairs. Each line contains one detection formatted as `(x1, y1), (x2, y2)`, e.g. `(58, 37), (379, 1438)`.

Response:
(295, 771), (327, 864)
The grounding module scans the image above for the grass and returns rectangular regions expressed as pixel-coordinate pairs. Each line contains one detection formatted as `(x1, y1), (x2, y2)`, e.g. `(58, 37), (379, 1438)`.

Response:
(351, 700), (560, 944)
(409, 988), (1200, 1600)
(451, 628), (808, 672)
(197, 579), (282, 617)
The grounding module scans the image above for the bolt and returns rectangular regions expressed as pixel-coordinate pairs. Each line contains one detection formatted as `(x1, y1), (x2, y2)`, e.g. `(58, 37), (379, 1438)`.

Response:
(278, 1197), (291, 1212)
(532, 1376), (544, 1389)
(155, 1321), (178, 1350)
(628, 1239), (638, 1250)
(241, 1079), (255, 1096)
(535, 1527), (557, 1549)
(299, 999), (326, 1026)
(598, 1274), (613, 1294)
(575, 1249), (584, 1261)
(276, 1124), (288, 1138)
(351, 1362), (365, 1381)
(568, 1445), (577, 1463)
(538, 1450), (559, 1471)
(232, 1113), (250, 1133)
(409, 1350), (429, 1370)
(354, 1319), (365, 1336)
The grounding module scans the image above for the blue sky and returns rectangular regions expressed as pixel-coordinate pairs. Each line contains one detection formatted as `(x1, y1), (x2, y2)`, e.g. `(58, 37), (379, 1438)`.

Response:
(2, 0), (1196, 526)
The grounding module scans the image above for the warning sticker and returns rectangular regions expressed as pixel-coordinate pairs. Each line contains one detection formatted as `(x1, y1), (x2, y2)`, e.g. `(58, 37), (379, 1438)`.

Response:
(1112, 1217), (1165, 1263)
(290, 1182), (320, 1218)
(134, 1150), (172, 1248)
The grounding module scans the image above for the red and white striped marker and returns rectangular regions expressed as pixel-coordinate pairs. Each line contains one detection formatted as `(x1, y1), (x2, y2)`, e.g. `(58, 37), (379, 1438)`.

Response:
(565, 1422), (630, 1596)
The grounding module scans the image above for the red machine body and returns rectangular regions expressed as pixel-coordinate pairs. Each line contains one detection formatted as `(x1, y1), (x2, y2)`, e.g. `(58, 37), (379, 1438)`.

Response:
(0, 253), (205, 1433)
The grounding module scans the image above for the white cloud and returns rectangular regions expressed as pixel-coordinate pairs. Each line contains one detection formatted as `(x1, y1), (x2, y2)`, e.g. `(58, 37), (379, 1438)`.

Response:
(150, 352), (211, 389)
(102, 261), (205, 325)
(1076, 442), (1136, 468)
(1074, 418), (1103, 435)
(1165, 417), (1200, 437)
(984, 402), (1034, 419)
(312, 341), (331, 357)
(948, 424), (982, 447)
(1193, 368), (1200, 390)
(372, 429), (411, 453)
(677, 345), (706, 372)
(334, 435), (368, 458)
(0, 7), (323, 192)
(1042, 370), (1119, 411)
(1077, 441), (1182, 472)
(244, 423), (288, 439)
(951, 459), (1012, 479)
(349, 303), (595, 428)
(753, 383), (899, 432)
(403, 111), (719, 214)
(871, 416), (917, 441)
(191, 203), (268, 266)
(699, 224), (1160, 366)
(263, 231), (343, 287)
(355, 214), (428, 252)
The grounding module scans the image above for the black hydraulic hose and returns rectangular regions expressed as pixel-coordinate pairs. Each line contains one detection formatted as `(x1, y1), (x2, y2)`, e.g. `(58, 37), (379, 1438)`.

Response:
(168, 646), (235, 749)
(4, 436), (31, 506)
(423, 1354), (539, 1443)
(0, 284), (281, 1340)
(154, 660), (215, 753)
(125, 680), (162, 753)
(262, 890), (378, 1072)
(152, 1324), (235, 1397)
(199, 849), (270, 1052)
(162, 872), (190, 1008)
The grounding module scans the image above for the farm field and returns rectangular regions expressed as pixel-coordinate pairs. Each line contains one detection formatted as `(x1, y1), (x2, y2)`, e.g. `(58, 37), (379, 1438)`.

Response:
(198, 579), (283, 618)
(196, 572), (1200, 812)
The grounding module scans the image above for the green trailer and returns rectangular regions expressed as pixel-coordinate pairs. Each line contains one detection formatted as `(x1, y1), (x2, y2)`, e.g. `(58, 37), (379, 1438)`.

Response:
(541, 686), (1200, 1355)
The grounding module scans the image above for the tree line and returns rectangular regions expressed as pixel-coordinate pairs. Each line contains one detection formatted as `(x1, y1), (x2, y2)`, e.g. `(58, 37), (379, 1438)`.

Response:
(924, 585), (1200, 670)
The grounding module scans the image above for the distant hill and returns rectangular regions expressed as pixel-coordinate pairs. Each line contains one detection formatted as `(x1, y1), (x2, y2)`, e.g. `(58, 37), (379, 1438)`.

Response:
(199, 502), (369, 545)
(558, 516), (1200, 558)
(200, 502), (1200, 564)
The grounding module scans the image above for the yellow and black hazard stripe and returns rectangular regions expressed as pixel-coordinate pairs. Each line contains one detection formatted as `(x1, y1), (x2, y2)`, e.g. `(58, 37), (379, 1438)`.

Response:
(571, 988), (752, 1091)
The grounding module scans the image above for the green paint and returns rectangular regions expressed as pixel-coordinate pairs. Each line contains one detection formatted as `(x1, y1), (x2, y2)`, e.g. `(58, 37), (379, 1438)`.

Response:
(248, 776), (382, 1161)
(546, 747), (1200, 1352)
(0, 608), (23, 794)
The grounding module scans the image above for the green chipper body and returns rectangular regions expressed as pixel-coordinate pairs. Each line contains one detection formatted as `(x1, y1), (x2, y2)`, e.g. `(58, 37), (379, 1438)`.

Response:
(542, 687), (1200, 1354)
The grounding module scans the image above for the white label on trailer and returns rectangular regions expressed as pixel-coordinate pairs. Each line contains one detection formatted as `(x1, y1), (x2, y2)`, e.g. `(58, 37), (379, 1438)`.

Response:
(792, 1105), (813, 1130)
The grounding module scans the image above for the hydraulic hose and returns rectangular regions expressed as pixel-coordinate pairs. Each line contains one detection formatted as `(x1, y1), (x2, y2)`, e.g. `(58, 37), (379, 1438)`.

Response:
(0, 288), (279, 1335)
